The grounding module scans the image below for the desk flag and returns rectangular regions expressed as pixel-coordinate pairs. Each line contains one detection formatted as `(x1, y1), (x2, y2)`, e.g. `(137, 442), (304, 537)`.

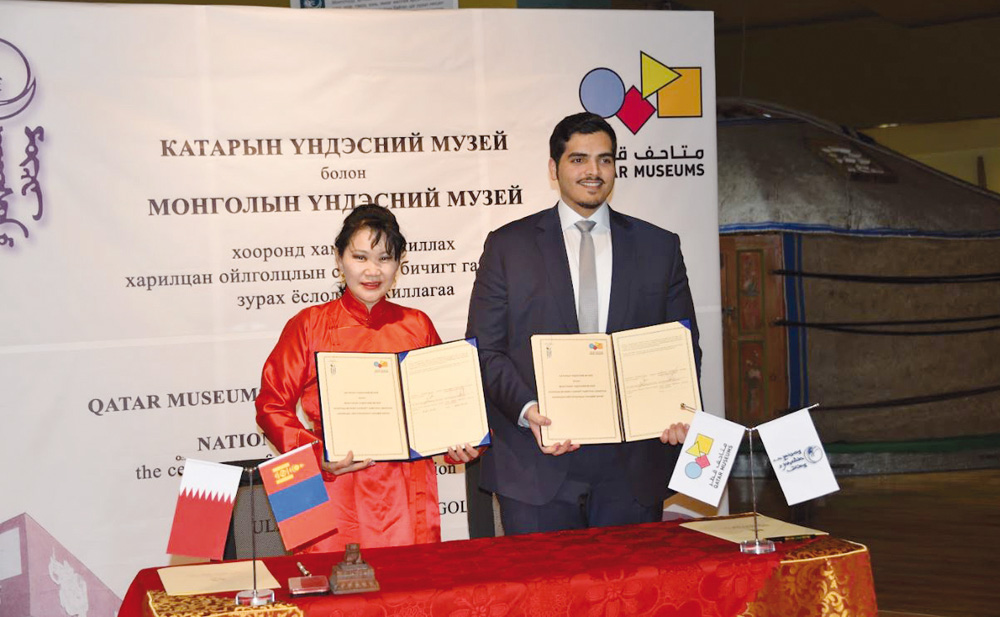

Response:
(756, 408), (839, 505)
(668, 411), (746, 507)
(259, 443), (335, 550)
(166, 459), (242, 560)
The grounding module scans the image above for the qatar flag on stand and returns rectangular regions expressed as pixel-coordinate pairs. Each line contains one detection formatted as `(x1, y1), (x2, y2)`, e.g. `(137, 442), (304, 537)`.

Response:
(166, 459), (243, 560)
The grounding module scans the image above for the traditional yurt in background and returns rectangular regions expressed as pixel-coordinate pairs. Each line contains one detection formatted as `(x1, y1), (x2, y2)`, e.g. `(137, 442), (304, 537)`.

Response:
(717, 99), (1000, 473)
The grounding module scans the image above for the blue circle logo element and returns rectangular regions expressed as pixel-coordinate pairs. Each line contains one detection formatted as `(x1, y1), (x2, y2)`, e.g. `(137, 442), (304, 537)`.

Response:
(579, 68), (625, 119)
(685, 461), (703, 479)
(805, 445), (824, 463)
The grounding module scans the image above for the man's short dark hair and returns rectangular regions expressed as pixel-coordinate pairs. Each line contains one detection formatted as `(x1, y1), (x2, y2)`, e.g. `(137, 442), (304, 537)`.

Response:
(549, 112), (617, 162)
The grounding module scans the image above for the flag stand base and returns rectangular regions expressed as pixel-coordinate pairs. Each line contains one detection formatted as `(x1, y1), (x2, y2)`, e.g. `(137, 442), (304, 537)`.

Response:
(739, 538), (775, 554)
(236, 588), (275, 606)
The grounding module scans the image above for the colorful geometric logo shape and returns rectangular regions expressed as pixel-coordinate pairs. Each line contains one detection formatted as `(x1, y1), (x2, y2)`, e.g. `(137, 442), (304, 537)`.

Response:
(686, 434), (713, 457)
(578, 51), (702, 134)
(588, 342), (604, 350)
(657, 67), (702, 118)
(640, 51), (681, 98)
(684, 434), (714, 479)
(579, 68), (626, 119)
(617, 86), (656, 135)
(373, 360), (388, 369)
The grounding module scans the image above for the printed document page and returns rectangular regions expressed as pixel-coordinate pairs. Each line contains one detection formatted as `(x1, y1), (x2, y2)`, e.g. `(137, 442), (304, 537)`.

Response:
(316, 352), (409, 461)
(613, 322), (701, 441)
(531, 333), (622, 445)
(398, 339), (489, 456)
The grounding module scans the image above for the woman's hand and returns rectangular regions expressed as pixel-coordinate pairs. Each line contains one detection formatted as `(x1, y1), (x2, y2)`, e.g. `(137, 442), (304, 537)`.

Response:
(321, 450), (374, 475)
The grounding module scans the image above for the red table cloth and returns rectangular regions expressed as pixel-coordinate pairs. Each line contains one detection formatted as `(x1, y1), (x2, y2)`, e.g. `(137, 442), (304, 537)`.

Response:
(121, 520), (876, 617)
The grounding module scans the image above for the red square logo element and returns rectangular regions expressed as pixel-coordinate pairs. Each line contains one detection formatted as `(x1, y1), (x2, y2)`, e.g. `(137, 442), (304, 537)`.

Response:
(616, 86), (655, 135)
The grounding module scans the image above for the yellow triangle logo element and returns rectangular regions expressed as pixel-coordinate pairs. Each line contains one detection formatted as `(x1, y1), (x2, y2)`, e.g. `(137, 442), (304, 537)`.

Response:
(686, 434), (714, 457)
(641, 52), (682, 98)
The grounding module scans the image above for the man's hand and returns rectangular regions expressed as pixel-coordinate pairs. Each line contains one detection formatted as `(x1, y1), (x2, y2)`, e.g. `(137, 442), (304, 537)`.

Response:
(446, 443), (482, 463)
(321, 450), (374, 476)
(524, 404), (580, 456)
(660, 422), (690, 446)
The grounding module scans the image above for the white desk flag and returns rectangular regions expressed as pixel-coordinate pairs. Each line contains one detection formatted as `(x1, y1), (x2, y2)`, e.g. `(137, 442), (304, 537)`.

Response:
(756, 408), (839, 505)
(668, 411), (746, 506)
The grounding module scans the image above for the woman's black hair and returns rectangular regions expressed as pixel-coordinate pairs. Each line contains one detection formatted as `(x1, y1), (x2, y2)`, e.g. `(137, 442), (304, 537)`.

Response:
(334, 204), (406, 260)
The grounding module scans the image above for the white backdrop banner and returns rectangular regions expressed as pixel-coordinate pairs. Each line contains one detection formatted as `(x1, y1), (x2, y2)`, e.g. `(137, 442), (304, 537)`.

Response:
(0, 0), (720, 601)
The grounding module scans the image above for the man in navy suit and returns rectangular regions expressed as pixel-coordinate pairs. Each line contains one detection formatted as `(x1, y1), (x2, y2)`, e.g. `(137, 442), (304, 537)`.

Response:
(466, 112), (701, 534)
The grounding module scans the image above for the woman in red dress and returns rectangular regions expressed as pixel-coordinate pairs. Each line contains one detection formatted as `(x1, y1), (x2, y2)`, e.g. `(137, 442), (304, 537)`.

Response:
(255, 205), (478, 552)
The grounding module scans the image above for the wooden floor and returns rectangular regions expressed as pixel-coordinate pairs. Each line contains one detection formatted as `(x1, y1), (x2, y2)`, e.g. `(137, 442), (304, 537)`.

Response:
(729, 469), (1000, 617)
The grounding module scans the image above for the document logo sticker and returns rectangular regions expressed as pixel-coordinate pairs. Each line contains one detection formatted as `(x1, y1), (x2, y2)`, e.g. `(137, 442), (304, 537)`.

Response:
(668, 412), (746, 507)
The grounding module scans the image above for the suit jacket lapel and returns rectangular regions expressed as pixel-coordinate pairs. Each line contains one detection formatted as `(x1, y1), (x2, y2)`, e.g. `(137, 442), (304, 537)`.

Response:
(536, 205), (579, 332)
(607, 207), (634, 333)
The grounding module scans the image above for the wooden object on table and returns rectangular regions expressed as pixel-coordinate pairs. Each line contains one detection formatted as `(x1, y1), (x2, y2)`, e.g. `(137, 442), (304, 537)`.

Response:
(329, 544), (379, 595)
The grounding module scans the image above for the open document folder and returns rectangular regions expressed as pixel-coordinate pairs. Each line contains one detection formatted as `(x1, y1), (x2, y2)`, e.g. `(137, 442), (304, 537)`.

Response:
(530, 321), (700, 445)
(316, 338), (490, 461)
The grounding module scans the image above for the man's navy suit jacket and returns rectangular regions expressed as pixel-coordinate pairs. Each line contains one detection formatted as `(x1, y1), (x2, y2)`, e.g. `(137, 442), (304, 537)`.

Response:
(466, 205), (702, 506)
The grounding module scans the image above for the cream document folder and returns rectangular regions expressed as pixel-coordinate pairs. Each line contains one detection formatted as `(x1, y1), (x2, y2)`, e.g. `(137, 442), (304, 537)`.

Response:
(531, 321), (700, 445)
(316, 339), (490, 461)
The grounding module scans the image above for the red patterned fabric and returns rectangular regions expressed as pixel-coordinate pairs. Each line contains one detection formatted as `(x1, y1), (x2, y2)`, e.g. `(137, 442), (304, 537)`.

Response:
(122, 521), (790, 617)
(255, 289), (443, 552)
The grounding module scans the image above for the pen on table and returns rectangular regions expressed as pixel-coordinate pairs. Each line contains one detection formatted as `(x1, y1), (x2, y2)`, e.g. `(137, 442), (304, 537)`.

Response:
(765, 534), (822, 542)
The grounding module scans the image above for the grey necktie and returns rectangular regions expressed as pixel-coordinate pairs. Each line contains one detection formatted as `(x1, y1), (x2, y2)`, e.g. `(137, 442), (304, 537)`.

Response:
(575, 219), (598, 333)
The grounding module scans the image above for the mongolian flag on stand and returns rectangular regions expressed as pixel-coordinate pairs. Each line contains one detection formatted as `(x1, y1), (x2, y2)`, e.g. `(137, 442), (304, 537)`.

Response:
(166, 459), (243, 560)
(259, 443), (335, 550)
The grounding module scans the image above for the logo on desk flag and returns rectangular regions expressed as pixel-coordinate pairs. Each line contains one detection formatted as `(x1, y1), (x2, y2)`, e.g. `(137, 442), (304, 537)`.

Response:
(166, 459), (243, 560)
(259, 444), (335, 550)
(668, 411), (746, 507)
(756, 408), (839, 506)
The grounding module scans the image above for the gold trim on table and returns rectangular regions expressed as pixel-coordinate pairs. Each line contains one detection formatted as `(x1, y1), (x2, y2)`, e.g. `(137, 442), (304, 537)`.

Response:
(741, 536), (878, 617)
(145, 591), (304, 617)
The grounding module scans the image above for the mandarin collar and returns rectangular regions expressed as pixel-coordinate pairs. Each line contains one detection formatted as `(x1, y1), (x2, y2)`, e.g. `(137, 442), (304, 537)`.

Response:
(341, 288), (389, 326)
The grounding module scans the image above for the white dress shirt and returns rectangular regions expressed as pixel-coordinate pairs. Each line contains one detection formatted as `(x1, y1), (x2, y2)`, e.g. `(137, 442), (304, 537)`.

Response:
(519, 201), (614, 427)
(557, 200), (613, 334)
